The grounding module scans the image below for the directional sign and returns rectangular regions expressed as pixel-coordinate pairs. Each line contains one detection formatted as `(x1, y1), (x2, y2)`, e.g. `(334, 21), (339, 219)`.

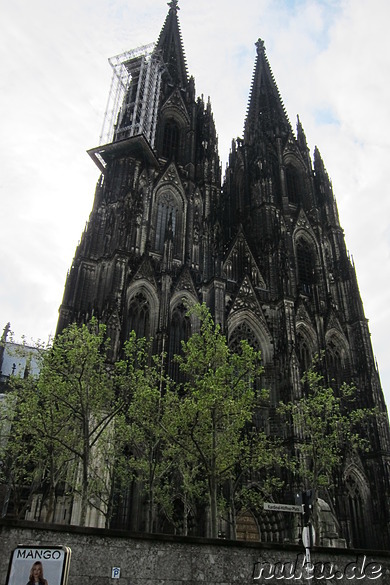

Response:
(263, 502), (302, 513)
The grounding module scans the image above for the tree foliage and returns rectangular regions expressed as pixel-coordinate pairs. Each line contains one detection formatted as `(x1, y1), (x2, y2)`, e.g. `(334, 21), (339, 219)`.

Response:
(118, 333), (171, 532)
(278, 353), (378, 535)
(161, 303), (280, 538)
(1, 306), (283, 537)
(0, 342), (52, 519)
(0, 320), (130, 525)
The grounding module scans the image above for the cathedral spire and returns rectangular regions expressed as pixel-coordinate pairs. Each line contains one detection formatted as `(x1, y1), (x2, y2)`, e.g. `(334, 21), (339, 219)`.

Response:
(156, 0), (188, 87)
(244, 38), (291, 144)
(296, 115), (307, 150)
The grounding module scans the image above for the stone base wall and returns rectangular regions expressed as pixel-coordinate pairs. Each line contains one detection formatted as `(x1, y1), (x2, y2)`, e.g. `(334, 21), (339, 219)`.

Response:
(1, 519), (389, 585)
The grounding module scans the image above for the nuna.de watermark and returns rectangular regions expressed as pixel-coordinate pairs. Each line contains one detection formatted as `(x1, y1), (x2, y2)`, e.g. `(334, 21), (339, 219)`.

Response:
(252, 553), (382, 581)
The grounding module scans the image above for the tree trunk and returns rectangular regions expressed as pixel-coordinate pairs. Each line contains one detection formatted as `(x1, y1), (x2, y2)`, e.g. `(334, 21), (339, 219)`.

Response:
(183, 493), (188, 536)
(44, 484), (56, 523)
(209, 473), (218, 538)
(229, 479), (237, 540)
(80, 421), (90, 527)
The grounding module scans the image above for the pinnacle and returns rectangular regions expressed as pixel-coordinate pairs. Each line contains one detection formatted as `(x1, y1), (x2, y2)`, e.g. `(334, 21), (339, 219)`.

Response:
(255, 38), (265, 55)
(168, 0), (179, 11)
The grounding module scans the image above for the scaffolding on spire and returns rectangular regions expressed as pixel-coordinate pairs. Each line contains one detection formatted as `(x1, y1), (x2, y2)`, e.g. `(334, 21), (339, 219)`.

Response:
(99, 43), (164, 147)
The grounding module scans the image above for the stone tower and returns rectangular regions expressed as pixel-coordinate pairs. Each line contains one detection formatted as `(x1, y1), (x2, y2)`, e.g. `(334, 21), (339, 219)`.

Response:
(57, 2), (390, 548)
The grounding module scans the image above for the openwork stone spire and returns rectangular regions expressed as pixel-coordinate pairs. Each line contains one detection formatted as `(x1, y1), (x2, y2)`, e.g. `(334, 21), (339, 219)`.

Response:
(244, 38), (291, 144)
(156, 0), (187, 86)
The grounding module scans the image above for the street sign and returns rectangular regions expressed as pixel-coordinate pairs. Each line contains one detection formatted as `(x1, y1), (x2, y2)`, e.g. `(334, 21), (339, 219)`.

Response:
(263, 502), (302, 513)
(112, 567), (121, 579)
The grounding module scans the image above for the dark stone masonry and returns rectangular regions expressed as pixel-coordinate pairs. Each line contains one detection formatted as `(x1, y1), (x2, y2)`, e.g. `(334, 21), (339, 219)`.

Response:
(1, 520), (390, 584)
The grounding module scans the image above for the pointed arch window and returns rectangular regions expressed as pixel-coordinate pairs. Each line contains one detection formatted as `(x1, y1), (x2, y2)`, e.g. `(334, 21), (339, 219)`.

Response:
(162, 119), (179, 159)
(345, 476), (368, 548)
(127, 292), (150, 339)
(297, 238), (315, 295)
(168, 303), (192, 381)
(155, 191), (179, 254)
(326, 338), (350, 387)
(229, 322), (260, 353)
(297, 330), (312, 376)
(229, 322), (264, 400)
(286, 164), (301, 204)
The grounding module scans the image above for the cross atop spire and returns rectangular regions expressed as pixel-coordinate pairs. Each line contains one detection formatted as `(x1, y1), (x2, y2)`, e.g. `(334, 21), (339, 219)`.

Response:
(168, 0), (179, 12)
(255, 38), (265, 55)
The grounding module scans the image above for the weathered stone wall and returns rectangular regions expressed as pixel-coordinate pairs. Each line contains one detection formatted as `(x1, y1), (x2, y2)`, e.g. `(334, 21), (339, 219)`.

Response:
(1, 520), (389, 584)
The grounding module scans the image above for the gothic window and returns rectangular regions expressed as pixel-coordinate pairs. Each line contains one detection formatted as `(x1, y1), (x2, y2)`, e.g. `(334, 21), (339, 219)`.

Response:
(297, 330), (312, 376)
(127, 292), (150, 339)
(226, 261), (232, 280)
(168, 303), (192, 381)
(296, 238), (315, 295)
(326, 338), (349, 387)
(162, 119), (179, 159)
(229, 322), (260, 353)
(345, 476), (367, 548)
(155, 192), (178, 253)
(286, 164), (301, 204)
(229, 322), (264, 400)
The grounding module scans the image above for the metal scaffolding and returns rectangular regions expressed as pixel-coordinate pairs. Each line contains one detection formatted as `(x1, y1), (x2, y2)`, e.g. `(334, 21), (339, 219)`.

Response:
(99, 43), (164, 147)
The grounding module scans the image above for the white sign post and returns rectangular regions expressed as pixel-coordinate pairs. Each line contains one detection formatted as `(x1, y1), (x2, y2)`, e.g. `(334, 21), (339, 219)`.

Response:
(263, 502), (302, 513)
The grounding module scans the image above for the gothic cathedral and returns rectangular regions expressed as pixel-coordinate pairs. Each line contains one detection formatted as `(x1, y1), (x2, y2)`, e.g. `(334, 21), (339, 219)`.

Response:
(57, 2), (390, 548)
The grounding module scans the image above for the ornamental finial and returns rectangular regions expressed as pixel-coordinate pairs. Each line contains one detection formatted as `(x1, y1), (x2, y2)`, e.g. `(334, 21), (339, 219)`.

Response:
(256, 38), (265, 55)
(168, 0), (179, 11)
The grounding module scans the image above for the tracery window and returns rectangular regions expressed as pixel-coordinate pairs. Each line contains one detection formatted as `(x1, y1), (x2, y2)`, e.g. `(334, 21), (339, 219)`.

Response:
(162, 119), (179, 159)
(229, 322), (264, 399)
(229, 322), (260, 353)
(127, 292), (150, 339)
(297, 330), (312, 376)
(286, 164), (301, 204)
(326, 338), (349, 387)
(297, 238), (315, 295)
(346, 476), (367, 548)
(155, 192), (178, 253)
(168, 303), (192, 381)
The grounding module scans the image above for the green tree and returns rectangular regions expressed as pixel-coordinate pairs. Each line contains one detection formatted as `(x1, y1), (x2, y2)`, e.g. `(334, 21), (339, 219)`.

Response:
(0, 375), (40, 518)
(163, 303), (274, 538)
(120, 333), (172, 532)
(224, 428), (284, 539)
(0, 341), (58, 519)
(279, 354), (378, 538)
(33, 319), (128, 526)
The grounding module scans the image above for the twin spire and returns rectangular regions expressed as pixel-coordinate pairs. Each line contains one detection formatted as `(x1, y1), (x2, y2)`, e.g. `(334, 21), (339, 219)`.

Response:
(157, 3), (298, 146)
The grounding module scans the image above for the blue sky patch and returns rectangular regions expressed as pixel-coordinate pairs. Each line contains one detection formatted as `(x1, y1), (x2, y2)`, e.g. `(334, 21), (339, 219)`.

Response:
(314, 107), (339, 126)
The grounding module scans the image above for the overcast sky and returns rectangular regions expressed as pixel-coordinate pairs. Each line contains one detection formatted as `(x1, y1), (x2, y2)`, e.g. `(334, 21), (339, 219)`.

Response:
(1, 0), (389, 407)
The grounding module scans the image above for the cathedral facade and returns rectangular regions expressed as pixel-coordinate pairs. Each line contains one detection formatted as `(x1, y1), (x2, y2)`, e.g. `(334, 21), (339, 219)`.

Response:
(57, 2), (390, 548)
